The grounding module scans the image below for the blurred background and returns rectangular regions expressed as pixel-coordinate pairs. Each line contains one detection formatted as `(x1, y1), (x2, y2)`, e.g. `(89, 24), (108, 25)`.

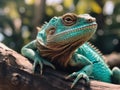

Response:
(0, 0), (120, 54)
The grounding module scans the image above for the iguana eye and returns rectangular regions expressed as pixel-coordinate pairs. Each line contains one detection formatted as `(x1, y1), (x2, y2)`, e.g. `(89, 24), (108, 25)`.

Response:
(47, 27), (56, 35)
(64, 17), (73, 22)
(62, 14), (77, 26)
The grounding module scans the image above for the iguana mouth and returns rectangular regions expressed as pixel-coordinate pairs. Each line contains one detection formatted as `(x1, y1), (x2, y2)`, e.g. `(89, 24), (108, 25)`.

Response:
(47, 23), (97, 44)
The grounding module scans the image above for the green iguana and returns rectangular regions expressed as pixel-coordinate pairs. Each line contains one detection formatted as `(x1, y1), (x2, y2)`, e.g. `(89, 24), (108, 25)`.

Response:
(21, 13), (120, 88)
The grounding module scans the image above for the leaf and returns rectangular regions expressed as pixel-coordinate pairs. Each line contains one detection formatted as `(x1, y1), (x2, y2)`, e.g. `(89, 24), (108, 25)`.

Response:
(90, 1), (102, 14)
(46, 7), (54, 16)
(63, 0), (73, 8)
(76, 0), (88, 14)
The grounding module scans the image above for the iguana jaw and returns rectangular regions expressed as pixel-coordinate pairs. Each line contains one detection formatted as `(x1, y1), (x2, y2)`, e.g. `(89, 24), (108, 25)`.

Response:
(47, 23), (97, 45)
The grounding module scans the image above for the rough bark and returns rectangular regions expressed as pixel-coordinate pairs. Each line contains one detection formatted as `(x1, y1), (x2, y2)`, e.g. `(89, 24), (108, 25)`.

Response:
(0, 43), (120, 90)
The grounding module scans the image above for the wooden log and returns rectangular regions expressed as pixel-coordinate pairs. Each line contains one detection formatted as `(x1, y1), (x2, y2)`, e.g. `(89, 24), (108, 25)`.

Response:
(0, 43), (120, 90)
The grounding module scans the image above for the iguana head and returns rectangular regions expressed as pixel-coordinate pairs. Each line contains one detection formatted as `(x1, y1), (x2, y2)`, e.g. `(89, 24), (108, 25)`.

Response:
(37, 13), (97, 66)
(38, 13), (97, 47)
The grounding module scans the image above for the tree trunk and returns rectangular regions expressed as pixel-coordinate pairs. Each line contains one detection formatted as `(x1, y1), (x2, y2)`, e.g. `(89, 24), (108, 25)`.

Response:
(0, 43), (120, 90)
(32, 0), (46, 39)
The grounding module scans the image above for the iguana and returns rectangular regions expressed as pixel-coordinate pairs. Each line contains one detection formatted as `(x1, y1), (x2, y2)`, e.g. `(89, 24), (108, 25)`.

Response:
(21, 13), (120, 88)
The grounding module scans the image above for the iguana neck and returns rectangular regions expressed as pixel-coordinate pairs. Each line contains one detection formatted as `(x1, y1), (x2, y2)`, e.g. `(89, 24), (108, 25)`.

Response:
(36, 39), (85, 66)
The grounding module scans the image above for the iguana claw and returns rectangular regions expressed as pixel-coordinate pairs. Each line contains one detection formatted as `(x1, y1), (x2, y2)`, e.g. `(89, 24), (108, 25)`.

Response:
(65, 72), (89, 88)
(42, 60), (55, 70)
(32, 57), (55, 74)
(32, 58), (43, 74)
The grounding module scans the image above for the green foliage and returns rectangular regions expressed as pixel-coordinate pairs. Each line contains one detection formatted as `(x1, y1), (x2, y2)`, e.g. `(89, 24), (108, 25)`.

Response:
(0, 0), (120, 53)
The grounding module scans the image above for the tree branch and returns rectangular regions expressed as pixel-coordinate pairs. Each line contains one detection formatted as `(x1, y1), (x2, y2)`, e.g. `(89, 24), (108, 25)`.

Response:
(0, 43), (120, 90)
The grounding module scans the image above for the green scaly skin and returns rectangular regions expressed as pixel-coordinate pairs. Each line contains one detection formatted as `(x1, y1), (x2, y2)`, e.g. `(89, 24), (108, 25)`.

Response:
(21, 13), (120, 88)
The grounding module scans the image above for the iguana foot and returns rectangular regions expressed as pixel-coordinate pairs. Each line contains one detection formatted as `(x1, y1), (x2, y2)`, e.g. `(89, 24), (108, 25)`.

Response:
(65, 72), (89, 88)
(33, 57), (55, 74)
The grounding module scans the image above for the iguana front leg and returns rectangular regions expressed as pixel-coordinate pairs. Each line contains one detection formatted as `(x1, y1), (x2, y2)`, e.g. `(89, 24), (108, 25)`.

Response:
(66, 53), (93, 88)
(21, 40), (55, 74)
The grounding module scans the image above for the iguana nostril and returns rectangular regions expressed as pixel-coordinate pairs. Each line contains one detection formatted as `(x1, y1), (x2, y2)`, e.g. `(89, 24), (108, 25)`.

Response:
(87, 19), (92, 23)
(87, 18), (96, 23)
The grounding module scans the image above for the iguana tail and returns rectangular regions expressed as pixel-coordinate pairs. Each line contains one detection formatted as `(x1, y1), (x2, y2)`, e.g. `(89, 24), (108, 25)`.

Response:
(112, 67), (120, 84)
